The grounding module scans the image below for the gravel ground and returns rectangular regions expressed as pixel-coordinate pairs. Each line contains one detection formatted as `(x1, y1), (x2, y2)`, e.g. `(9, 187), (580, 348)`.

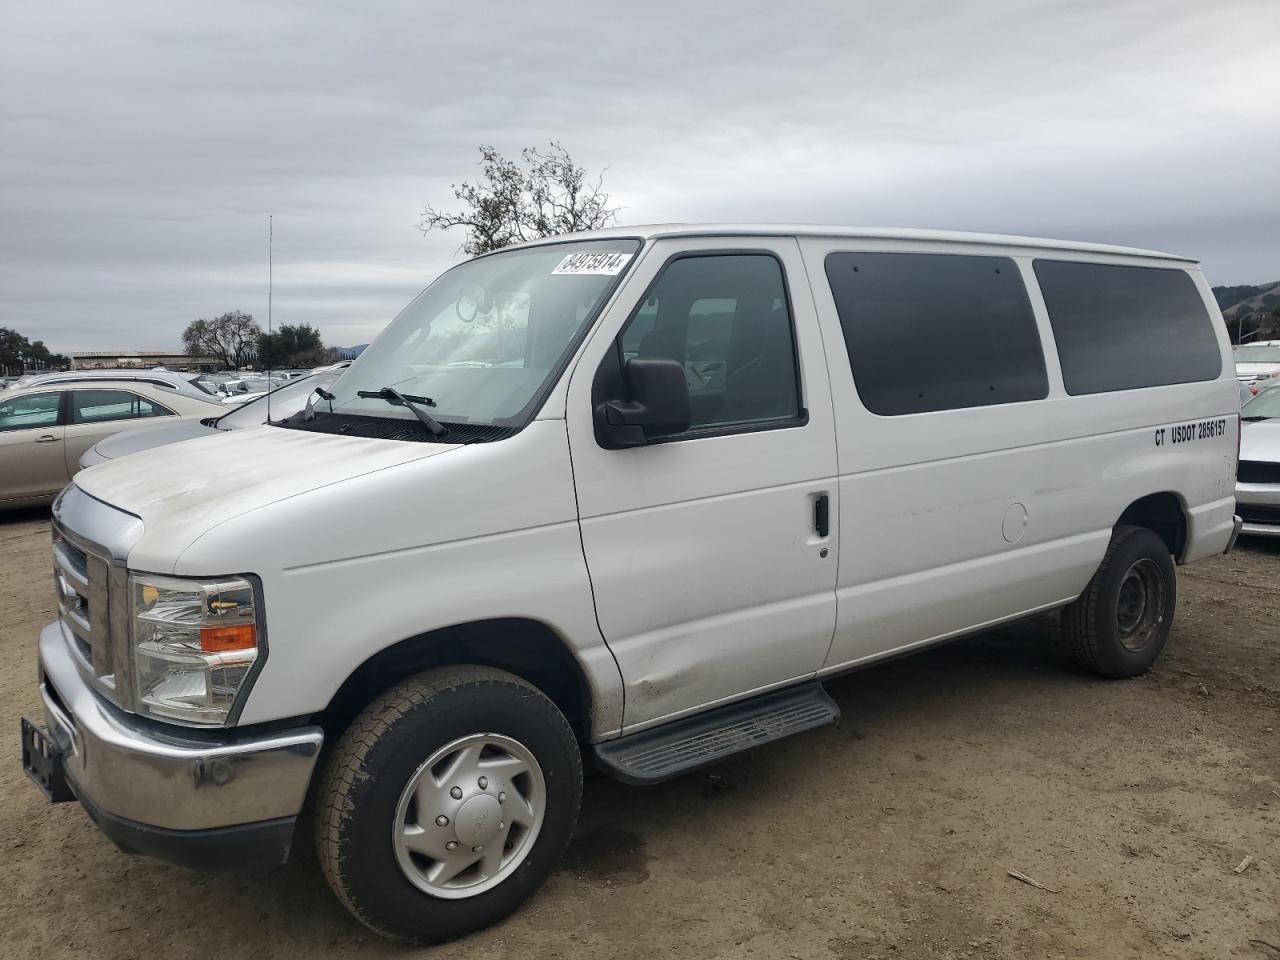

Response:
(1, 506), (1276, 960)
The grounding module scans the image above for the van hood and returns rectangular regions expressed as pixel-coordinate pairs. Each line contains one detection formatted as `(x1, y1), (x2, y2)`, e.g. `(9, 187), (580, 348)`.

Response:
(73, 424), (458, 565)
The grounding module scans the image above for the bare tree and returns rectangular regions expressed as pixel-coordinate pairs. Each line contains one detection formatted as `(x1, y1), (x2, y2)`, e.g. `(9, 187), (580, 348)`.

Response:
(420, 142), (620, 255)
(182, 311), (261, 369)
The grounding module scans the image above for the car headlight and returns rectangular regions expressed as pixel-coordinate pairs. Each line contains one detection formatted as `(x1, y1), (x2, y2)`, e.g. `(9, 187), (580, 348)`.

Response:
(130, 573), (262, 725)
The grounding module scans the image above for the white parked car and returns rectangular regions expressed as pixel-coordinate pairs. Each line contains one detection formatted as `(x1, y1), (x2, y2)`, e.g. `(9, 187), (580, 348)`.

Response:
(1233, 341), (1280, 391)
(24, 226), (1241, 943)
(0, 378), (225, 509)
(1236, 383), (1280, 537)
(213, 375), (285, 404)
(312, 360), (353, 374)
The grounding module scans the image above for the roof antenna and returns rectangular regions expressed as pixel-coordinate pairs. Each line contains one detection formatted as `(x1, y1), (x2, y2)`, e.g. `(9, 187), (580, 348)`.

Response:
(266, 213), (273, 424)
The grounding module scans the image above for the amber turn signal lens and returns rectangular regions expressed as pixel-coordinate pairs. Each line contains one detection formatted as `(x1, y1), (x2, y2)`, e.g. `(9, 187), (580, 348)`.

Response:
(200, 623), (257, 653)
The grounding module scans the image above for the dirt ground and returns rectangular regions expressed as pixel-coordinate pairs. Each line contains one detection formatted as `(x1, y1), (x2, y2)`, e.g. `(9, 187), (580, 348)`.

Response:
(0, 507), (1276, 960)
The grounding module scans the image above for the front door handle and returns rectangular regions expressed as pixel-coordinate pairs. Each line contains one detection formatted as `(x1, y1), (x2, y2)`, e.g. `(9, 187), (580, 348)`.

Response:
(814, 493), (830, 538)
(35, 435), (59, 444)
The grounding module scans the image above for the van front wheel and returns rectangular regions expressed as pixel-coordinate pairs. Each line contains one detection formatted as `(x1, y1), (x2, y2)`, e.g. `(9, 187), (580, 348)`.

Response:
(1064, 525), (1177, 678)
(315, 665), (582, 944)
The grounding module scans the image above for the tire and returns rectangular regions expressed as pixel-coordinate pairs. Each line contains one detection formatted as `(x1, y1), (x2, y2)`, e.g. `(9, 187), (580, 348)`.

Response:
(315, 665), (582, 944)
(1063, 524), (1177, 678)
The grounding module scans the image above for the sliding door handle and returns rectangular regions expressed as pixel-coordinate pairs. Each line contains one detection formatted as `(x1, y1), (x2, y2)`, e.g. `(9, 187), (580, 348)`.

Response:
(813, 494), (830, 538)
(35, 435), (59, 444)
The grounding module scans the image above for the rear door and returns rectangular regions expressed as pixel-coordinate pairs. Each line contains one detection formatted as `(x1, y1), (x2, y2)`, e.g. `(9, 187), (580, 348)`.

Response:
(806, 244), (1073, 670)
(65, 388), (174, 471)
(0, 390), (68, 502)
(566, 236), (840, 731)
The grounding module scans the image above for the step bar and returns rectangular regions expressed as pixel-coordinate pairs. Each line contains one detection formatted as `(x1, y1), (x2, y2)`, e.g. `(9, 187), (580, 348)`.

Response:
(593, 683), (840, 785)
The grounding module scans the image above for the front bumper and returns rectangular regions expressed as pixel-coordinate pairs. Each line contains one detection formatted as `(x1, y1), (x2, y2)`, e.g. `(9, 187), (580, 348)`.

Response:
(1235, 484), (1280, 539)
(1225, 514), (1244, 552)
(25, 620), (323, 867)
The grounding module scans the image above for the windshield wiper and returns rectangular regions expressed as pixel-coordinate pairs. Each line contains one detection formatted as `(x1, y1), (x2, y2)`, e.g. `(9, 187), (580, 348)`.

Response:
(303, 386), (336, 422)
(357, 386), (448, 437)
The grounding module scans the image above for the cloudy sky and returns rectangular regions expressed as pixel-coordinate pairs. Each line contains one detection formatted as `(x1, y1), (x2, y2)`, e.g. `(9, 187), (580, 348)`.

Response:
(2, 0), (1277, 354)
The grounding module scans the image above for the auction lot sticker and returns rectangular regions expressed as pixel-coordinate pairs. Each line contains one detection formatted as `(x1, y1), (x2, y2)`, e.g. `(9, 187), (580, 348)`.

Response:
(552, 252), (632, 275)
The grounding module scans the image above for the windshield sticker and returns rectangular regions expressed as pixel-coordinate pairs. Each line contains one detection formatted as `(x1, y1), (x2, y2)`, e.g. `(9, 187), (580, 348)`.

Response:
(551, 252), (632, 276)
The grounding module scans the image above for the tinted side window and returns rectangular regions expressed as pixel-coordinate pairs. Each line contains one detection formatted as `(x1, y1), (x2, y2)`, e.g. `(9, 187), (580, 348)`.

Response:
(620, 299), (657, 359)
(618, 254), (800, 430)
(1034, 261), (1221, 394)
(0, 392), (62, 432)
(71, 390), (172, 425)
(824, 252), (1048, 415)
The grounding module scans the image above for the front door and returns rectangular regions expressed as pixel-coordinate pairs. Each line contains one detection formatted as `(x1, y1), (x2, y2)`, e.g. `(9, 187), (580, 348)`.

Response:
(0, 390), (67, 503)
(566, 236), (839, 731)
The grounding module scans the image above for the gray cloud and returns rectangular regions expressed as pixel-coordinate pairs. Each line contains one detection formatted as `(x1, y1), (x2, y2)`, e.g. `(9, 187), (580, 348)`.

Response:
(2, 0), (1277, 353)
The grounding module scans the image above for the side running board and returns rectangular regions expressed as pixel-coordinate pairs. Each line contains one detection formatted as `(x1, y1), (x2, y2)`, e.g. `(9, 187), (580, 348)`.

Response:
(593, 683), (840, 785)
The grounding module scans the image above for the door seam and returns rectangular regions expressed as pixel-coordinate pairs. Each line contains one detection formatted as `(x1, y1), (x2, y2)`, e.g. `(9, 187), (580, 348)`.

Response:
(562, 416), (627, 738)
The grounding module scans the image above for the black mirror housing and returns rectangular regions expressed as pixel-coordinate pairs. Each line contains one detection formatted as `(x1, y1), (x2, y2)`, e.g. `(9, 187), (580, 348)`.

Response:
(595, 357), (691, 448)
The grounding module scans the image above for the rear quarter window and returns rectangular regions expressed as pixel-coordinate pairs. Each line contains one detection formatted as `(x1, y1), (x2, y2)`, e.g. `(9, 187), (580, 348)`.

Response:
(1033, 261), (1221, 394)
(824, 252), (1048, 415)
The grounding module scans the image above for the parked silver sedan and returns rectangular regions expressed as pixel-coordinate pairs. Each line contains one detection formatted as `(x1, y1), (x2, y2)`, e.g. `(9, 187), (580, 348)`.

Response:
(1237, 384), (1280, 537)
(0, 378), (225, 509)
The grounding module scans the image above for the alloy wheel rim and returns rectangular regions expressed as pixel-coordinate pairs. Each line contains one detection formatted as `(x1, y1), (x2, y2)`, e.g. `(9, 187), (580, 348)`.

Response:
(392, 733), (545, 900)
(1115, 558), (1164, 652)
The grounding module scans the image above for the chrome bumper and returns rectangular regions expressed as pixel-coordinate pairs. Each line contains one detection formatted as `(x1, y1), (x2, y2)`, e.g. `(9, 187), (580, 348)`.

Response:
(1241, 520), (1280, 539)
(1225, 514), (1244, 552)
(1236, 484), (1280, 539)
(36, 620), (323, 832)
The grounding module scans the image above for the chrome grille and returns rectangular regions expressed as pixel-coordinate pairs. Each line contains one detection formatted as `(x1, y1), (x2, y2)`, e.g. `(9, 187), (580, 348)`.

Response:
(50, 485), (144, 713)
(52, 523), (117, 697)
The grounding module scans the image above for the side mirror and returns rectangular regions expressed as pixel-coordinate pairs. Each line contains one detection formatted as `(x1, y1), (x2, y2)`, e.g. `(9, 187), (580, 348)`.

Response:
(595, 357), (691, 448)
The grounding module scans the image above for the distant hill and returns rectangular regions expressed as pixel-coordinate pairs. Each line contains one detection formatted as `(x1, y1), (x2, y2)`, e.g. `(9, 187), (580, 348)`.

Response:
(1213, 282), (1280, 321)
(333, 344), (368, 360)
(1215, 281), (1280, 343)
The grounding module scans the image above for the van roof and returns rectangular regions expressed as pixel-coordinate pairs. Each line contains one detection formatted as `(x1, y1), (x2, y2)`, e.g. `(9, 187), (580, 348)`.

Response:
(506, 224), (1195, 263)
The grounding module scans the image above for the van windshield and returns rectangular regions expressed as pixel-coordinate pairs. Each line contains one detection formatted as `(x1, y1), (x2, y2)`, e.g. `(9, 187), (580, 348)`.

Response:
(299, 239), (638, 436)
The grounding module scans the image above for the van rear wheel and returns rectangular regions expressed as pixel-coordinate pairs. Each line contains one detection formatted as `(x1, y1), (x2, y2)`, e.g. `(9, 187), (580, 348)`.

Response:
(315, 665), (582, 944)
(1063, 524), (1177, 678)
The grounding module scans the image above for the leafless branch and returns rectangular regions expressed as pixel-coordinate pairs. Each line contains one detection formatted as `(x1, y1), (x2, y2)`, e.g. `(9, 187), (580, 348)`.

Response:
(419, 142), (620, 255)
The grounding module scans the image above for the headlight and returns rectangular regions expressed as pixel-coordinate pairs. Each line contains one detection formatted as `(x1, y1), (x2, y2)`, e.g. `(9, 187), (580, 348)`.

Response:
(130, 573), (262, 725)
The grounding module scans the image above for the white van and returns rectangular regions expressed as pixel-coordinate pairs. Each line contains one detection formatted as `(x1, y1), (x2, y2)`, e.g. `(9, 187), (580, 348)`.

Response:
(24, 226), (1241, 943)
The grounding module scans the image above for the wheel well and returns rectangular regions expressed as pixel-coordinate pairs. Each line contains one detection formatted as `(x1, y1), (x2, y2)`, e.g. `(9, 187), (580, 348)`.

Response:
(318, 618), (592, 744)
(1117, 493), (1187, 558)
